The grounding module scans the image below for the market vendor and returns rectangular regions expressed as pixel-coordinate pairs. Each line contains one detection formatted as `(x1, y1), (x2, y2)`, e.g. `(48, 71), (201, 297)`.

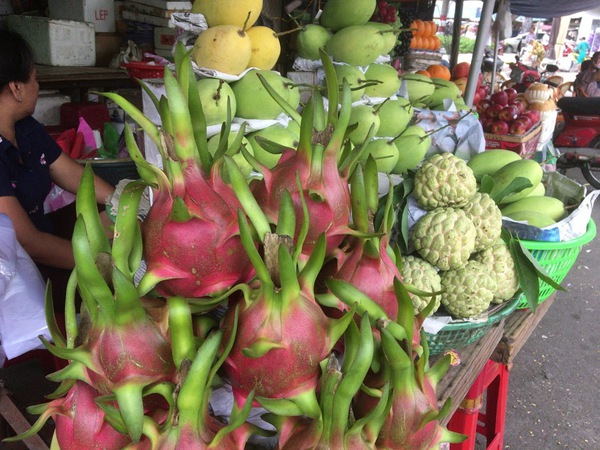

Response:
(0, 30), (114, 305)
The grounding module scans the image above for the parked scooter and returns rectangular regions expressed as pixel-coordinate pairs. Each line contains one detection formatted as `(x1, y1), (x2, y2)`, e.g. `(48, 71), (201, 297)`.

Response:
(554, 96), (600, 188)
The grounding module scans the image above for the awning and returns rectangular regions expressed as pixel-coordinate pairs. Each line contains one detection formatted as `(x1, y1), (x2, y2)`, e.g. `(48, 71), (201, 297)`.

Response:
(509, 0), (598, 18)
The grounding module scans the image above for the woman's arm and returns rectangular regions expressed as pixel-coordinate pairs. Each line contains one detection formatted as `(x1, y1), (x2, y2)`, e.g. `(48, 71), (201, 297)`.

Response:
(0, 195), (75, 269)
(49, 152), (115, 205)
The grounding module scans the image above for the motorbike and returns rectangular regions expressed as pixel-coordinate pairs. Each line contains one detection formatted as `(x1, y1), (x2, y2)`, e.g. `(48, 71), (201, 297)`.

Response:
(553, 96), (600, 188)
(507, 57), (560, 92)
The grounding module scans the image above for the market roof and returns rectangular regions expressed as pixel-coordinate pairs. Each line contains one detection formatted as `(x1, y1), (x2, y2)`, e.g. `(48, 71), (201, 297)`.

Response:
(509, 0), (598, 18)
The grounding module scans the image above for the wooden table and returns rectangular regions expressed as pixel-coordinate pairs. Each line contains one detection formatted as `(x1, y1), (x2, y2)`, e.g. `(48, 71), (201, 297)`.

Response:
(36, 66), (138, 101)
(436, 293), (557, 426)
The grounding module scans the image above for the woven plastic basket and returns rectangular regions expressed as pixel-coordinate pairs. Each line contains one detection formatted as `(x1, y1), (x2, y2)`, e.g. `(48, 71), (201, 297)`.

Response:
(426, 294), (521, 356)
(517, 219), (596, 309)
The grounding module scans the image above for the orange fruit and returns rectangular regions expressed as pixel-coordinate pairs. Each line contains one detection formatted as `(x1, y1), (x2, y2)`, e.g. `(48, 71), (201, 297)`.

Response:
(413, 19), (425, 37)
(416, 70), (431, 77)
(426, 64), (451, 80)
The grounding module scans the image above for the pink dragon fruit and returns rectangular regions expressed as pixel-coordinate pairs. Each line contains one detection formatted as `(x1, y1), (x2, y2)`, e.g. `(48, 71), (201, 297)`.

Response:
(220, 201), (353, 418)
(102, 43), (253, 300)
(248, 50), (365, 259)
(267, 315), (388, 449)
(324, 159), (404, 321)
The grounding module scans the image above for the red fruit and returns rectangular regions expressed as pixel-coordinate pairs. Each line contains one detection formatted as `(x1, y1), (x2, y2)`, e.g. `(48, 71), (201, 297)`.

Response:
(473, 92), (481, 106)
(452, 62), (470, 79)
(490, 90), (509, 106)
(489, 119), (510, 135)
(509, 118), (530, 135)
(479, 117), (493, 132)
(477, 86), (487, 100)
(512, 99), (526, 115)
(54, 382), (132, 450)
(479, 83), (490, 96)
(486, 103), (504, 120)
(504, 87), (518, 104)
(522, 109), (541, 123)
(498, 105), (519, 123)
(476, 98), (493, 115)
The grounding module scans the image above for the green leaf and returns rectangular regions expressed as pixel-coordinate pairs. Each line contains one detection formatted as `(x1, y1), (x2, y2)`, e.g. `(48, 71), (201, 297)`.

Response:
(489, 177), (533, 203)
(509, 237), (541, 311)
(479, 174), (494, 194)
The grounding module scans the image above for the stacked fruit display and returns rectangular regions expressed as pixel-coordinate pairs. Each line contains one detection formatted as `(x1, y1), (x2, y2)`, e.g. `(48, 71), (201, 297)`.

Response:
(8, 46), (470, 450)
(190, 0), (280, 74)
(398, 149), (563, 320)
(409, 19), (441, 51)
(476, 86), (541, 136)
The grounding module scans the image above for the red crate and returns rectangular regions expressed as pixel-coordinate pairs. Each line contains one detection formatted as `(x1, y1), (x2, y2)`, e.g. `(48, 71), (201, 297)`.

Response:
(447, 359), (511, 450)
(484, 122), (542, 158)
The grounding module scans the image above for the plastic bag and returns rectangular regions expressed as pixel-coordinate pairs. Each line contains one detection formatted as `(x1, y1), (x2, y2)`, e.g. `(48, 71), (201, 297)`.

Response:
(0, 214), (51, 361)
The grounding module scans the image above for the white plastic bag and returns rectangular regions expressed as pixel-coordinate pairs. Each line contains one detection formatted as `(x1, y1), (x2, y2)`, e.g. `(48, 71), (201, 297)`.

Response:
(0, 214), (51, 361)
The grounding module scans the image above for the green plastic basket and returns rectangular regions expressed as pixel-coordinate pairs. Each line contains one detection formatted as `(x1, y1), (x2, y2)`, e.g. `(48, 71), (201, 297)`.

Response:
(517, 219), (596, 309)
(426, 294), (521, 356)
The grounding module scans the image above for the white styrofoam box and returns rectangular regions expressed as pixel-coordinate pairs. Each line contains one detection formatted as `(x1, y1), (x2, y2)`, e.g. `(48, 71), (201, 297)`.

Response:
(33, 91), (72, 126)
(6, 15), (95, 67)
(48, 0), (116, 32)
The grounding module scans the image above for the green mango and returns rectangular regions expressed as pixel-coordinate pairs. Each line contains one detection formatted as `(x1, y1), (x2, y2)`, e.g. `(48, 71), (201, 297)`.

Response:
(296, 24), (333, 60)
(325, 25), (386, 67)
(501, 196), (566, 222)
(486, 159), (543, 205)
(467, 150), (523, 182)
(320, 0), (376, 31)
(504, 210), (557, 228)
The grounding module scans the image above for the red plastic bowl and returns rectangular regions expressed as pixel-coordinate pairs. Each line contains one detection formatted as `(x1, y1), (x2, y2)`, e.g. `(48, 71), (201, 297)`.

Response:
(122, 62), (166, 79)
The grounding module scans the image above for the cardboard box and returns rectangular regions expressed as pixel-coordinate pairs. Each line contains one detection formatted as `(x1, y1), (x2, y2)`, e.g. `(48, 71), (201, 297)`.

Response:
(95, 32), (123, 67)
(6, 15), (96, 66)
(48, 0), (116, 32)
(484, 122), (542, 158)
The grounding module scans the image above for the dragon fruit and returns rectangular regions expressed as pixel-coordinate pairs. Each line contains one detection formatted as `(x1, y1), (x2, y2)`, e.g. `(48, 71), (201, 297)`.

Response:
(267, 315), (389, 450)
(5, 169), (177, 445)
(219, 157), (354, 417)
(354, 285), (466, 449)
(323, 158), (404, 321)
(249, 49), (367, 258)
(102, 42), (253, 300)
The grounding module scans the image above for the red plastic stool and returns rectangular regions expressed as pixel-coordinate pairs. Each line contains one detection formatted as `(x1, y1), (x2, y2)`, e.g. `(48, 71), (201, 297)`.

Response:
(447, 359), (511, 450)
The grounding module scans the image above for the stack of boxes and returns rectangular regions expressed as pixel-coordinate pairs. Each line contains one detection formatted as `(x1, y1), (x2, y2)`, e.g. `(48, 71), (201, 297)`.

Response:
(4, 0), (118, 67)
(120, 0), (192, 60)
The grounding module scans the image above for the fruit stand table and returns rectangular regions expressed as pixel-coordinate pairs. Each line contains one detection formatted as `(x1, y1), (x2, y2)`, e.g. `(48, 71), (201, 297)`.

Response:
(437, 293), (557, 449)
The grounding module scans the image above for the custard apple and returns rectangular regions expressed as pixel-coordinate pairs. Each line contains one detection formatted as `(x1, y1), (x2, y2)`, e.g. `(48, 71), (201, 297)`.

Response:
(461, 192), (502, 252)
(411, 208), (477, 270)
(413, 152), (477, 210)
(473, 240), (520, 303)
(401, 255), (442, 315)
(440, 260), (497, 319)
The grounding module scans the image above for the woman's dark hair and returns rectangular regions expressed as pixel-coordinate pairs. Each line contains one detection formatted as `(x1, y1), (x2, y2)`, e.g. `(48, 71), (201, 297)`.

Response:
(0, 29), (36, 91)
(581, 60), (593, 71)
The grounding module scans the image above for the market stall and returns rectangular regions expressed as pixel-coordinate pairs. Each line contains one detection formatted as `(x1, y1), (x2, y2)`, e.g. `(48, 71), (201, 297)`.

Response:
(0, 1), (598, 449)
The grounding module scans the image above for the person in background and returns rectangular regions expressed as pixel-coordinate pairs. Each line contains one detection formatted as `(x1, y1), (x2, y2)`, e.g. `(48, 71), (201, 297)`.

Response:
(574, 37), (591, 66)
(573, 60), (600, 97)
(0, 29), (115, 306)
(592, 51), (600, 69)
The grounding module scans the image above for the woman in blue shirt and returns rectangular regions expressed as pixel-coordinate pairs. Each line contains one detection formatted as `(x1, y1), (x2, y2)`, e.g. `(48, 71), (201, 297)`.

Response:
(0, 30), (114, 273)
